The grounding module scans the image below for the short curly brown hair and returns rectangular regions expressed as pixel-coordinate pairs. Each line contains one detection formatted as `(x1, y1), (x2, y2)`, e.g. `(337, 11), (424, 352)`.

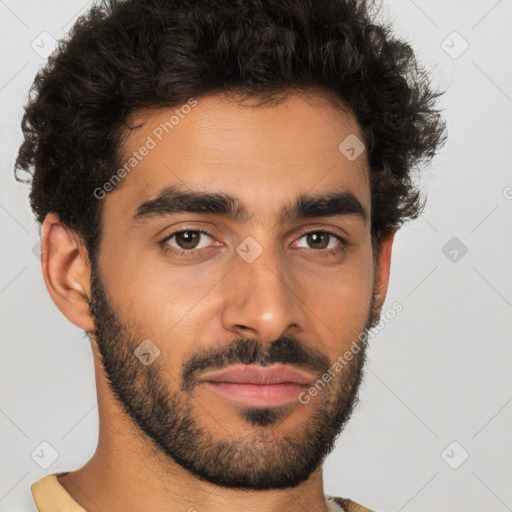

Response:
(15, 0), (447, 260)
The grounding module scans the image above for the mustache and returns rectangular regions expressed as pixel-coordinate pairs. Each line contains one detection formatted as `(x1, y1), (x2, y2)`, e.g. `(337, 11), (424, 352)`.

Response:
(181, 336), (331, 392)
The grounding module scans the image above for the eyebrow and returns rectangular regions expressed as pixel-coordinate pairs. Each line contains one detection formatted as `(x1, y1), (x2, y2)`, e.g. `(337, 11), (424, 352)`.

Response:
(130, 185), (368, 226)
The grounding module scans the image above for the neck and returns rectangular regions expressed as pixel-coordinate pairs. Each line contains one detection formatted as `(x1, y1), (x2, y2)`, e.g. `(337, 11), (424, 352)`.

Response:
(58, 455), (330, 512)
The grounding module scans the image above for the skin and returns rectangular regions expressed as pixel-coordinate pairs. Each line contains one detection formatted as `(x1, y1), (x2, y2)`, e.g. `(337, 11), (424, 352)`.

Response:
(41, 90), (394, 512)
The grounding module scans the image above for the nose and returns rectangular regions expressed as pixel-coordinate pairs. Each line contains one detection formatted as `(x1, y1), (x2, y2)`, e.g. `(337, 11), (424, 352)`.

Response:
(220, 243), (306, 343)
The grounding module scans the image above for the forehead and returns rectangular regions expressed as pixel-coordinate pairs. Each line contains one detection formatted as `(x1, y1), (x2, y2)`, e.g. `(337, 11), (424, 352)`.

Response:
(105, 90), (370, 224)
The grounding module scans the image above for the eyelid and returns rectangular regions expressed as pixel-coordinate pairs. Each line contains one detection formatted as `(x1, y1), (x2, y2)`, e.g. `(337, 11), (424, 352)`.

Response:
(297, 227), (346, 241)
(160, 226), (347, 257)
(161, 228), (215, 247)
(293, 229), (346, 251)
(160, 225), (346, 245)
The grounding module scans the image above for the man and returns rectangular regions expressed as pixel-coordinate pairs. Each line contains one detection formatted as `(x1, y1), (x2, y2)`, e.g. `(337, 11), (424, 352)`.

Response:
(15, 0), (446, 510)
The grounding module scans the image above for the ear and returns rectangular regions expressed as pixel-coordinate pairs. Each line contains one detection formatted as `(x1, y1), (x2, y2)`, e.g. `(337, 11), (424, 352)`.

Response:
(40, 213), (94, 331)
(372, 230), (396, 319)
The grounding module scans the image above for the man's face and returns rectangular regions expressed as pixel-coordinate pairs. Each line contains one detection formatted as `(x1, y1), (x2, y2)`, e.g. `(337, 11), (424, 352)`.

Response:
(87, 91), (382, 489)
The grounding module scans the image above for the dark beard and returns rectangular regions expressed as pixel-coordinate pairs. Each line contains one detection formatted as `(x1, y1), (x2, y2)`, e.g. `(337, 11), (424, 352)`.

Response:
(87, 262), (377, 490)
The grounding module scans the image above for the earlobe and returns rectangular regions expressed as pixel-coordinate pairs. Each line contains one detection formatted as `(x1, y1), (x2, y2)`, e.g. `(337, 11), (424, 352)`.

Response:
(40, 213), (95, 332)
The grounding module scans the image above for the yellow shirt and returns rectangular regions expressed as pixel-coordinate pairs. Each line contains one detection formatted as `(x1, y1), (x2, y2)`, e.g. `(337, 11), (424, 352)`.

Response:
(30, 473), (375, 512)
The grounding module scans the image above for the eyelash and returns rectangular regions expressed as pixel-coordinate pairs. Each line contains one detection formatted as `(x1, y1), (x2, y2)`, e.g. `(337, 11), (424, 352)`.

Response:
(160, 228), (347, 258)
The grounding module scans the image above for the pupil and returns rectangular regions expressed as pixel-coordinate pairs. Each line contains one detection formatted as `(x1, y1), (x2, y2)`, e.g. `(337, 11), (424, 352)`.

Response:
(174, 231), (330, 251)
(177, 231), (199, 249)
(308, 232), (328, 249)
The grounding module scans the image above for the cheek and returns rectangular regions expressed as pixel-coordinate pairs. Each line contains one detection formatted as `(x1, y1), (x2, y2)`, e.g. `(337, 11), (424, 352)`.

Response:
(304, 244), (373, 302)
(99, 233), (373, 356)
(105, 251), (224, 346)
(298, 248), (374, 352)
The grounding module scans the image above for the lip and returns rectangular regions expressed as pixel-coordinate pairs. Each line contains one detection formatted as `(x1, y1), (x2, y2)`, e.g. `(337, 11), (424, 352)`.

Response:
(199, 364), (314, 407)
(199, 363), (314, 385)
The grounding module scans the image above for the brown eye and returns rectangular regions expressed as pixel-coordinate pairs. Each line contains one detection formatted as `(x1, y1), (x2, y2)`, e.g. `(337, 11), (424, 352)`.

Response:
(175, 231), (200, 249)
(164, 230), (213, 251)
(296, 231), (343, 251)
(306, 232), (329, 249)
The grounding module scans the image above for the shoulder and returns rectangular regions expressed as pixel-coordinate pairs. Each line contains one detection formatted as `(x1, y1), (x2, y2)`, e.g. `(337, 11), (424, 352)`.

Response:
(330, 496), (377, 512)
(30, 473), (87, 512)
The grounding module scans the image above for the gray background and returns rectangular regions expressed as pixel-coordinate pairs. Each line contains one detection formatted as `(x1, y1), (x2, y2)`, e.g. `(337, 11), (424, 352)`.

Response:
(1, 1), (511, 511)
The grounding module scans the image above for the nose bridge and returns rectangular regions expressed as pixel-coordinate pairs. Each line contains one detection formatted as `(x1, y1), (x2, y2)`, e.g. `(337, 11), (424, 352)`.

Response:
(221, 238), (303, 342)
